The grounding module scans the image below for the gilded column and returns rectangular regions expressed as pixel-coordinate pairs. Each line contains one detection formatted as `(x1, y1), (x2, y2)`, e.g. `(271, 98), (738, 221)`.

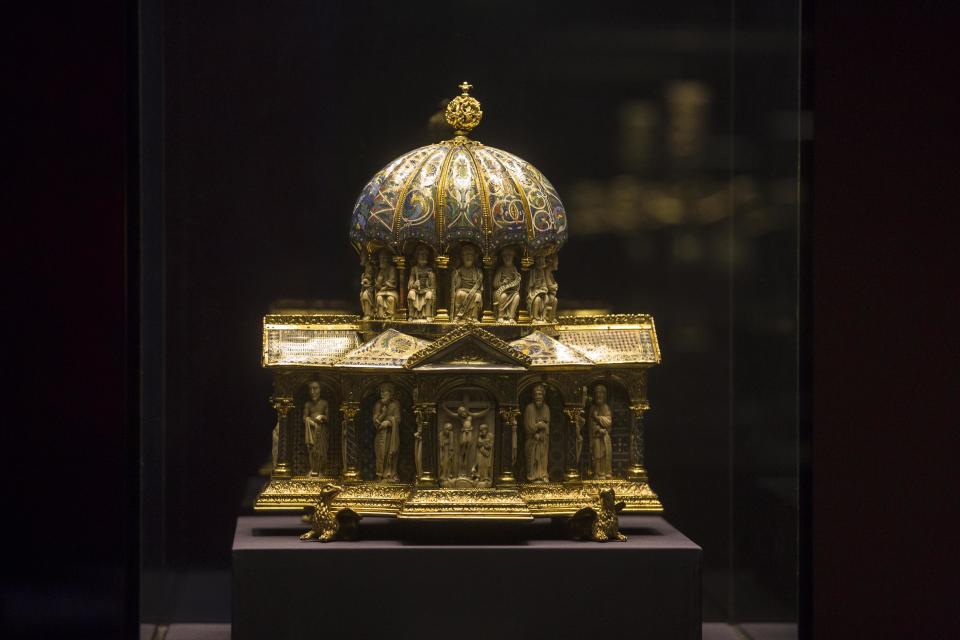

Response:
(434, 254), (450, 321)
(270, 396), (295, 478)
(628, 402), (650, 480)
(517, 255), (533, 323)
(481, 254), (496, 323)
(340, 402), (361, 482)
(413, 403), (438, 485)
(562, 406), (585, 482)
(394, 255), (408, 321)
(497, 406), (520, 483)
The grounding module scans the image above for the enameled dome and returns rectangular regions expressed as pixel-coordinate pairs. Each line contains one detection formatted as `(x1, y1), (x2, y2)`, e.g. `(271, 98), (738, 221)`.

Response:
(349, 83), (567, 258)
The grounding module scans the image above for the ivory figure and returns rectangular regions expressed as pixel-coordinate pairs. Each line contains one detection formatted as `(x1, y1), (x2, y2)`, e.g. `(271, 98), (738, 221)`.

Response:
(451, 244), (483, 321)
(476, 424), (493, 483)
(590, 384), (613, 479)
(439, 422), (455, 480)
(304, 381), (329, 477)
(524, 383), (550, 482)
(493, 247), (521, 322)
(407, 245), (436, 320)
(527, 254), (550, 322)
(360, 253), (377, 319)
(375, 250), (398, 319)
(372, 383), (401, 481)
(441, 402), (490, 479)
(545, 253), (559, 322)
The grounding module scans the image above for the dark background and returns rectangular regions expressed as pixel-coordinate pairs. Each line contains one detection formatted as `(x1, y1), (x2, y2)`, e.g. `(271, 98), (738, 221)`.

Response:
(6, 1), (960, 639)
(146, 0), (802, 627)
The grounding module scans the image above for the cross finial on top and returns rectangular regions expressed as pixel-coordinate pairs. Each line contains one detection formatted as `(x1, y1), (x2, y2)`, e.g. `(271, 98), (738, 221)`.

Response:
(459, 81), (473, 95)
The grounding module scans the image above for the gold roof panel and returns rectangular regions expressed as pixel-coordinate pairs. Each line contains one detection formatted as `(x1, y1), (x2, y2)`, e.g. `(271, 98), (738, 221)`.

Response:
(509, 331), (594, 367)
(557, 328), (659, 365)
(336, 329), (431, 369)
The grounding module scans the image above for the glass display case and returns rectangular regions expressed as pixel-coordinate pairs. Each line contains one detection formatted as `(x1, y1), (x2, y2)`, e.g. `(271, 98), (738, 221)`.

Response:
(140, 1), (807, 637)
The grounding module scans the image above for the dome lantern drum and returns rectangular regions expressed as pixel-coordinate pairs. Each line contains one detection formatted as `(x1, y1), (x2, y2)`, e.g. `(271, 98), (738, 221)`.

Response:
(350, 87), (567, 260)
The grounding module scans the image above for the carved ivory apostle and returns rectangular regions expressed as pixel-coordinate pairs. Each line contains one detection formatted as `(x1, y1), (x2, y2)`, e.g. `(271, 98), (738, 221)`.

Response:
(476, 424), (493, 484)
(527, 254), (550, 322)
(360, 253), (377, 320)
(375, 250), (398, 319)
(524, 383), (550, 482)
(493, 247), (521, 322)
(451, 244), (483, 321)
(545, 253), (559, 322)
(439, 422), (455, 480)
(407, 246), (436, 320)
(590, 384), (613, 479)
(304, 381), (329, 477)
(372, 383), (401, 481)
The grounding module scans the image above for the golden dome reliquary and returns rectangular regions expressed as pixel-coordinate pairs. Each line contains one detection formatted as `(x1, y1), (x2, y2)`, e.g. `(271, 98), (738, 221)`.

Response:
(256, 83), (663, 541)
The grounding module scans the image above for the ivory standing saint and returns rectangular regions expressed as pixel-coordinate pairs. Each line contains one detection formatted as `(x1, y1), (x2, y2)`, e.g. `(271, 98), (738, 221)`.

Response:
(304, 381), (329, 477)
(372, 383), (401, 481)
(545, 253), (559, 322)
(375, 250), (398, 319)
(439, 422), (455, 480)
(524, 383), (550, 482)
(451, 244), (483, 321)
(493, 247), (521, 322)
(407, 246), (436, 320)
(475, 424), (493, 484)
(590, 384), (613, 479)
(360, 254), (377, 319)
(527, 254), (550, 322)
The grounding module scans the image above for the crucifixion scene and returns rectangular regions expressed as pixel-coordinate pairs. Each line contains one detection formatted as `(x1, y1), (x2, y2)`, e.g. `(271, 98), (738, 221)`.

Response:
(438, 391), (494, 488)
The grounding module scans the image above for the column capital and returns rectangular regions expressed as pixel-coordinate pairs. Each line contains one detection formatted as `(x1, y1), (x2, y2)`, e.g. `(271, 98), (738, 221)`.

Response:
(270, 395), (294, 416)
(497, 406), (521, 424)
(629, 401), (651, 415)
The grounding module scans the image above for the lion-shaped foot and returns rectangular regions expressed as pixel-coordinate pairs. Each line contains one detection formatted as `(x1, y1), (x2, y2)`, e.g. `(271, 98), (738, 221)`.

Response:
(299, 483), (360, 543)
(568, 487), (627, 542)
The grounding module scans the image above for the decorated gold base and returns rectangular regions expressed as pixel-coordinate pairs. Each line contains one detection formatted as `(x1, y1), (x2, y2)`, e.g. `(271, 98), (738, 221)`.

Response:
(255, 477), (662, 519)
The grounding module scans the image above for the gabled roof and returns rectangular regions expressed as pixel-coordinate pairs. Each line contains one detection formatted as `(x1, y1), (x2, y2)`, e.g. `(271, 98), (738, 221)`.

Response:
(262, 313), (362, 367)
(509, 331), (594, 368)
(554, 314), (661, 365)
(335, 329), (431, 369)
(404, 322), (531, 370)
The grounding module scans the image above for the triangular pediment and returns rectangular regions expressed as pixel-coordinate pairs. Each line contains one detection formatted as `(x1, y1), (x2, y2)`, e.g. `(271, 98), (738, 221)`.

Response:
(404, 323), (531, 370)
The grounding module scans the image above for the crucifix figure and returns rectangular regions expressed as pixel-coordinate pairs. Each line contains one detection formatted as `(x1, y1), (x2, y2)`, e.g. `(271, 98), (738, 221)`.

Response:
(440, 394), (491, 484)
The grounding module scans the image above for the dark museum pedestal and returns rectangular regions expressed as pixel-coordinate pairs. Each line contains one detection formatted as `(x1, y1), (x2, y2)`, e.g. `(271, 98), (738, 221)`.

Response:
(233, 514), (702, 640)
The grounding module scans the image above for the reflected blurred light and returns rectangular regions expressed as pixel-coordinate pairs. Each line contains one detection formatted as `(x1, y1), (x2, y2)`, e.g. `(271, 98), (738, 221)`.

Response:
(649, 191), (686, 225)
(666, 80), (712, 166)
(619, 100), (660, 173)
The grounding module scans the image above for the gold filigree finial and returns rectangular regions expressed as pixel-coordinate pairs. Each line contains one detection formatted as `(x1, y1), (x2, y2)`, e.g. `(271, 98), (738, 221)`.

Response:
(445, 81), (482, 136)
